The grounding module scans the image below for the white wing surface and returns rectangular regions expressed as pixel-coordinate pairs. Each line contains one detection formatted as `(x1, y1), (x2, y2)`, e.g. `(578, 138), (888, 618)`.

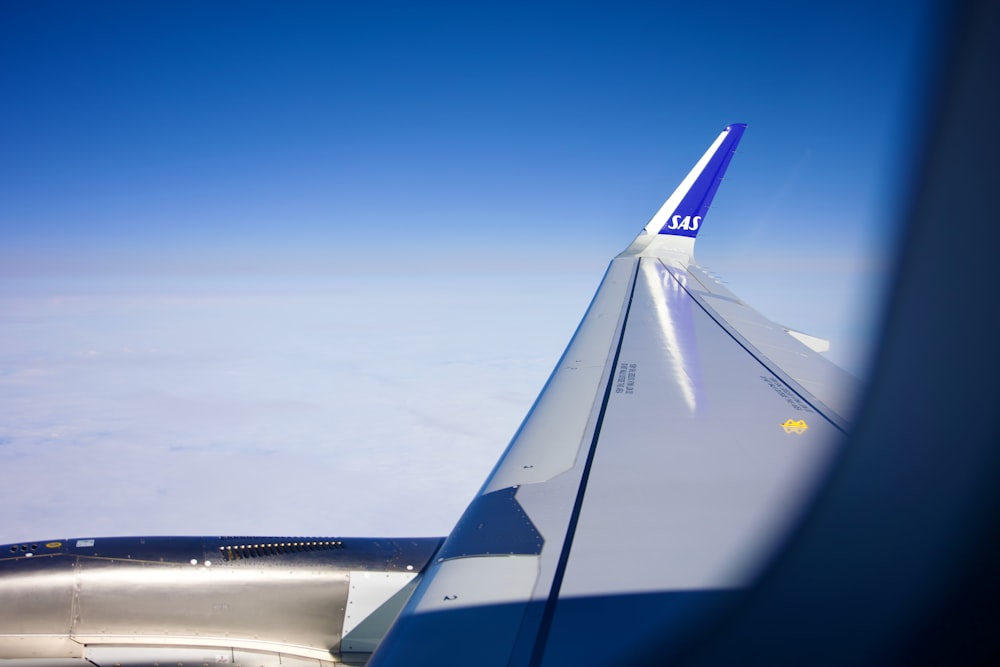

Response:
(369, 124), (859, 666)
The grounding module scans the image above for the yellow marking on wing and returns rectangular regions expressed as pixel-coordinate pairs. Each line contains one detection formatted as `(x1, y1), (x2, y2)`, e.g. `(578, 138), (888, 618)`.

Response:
(781, 419), (809, 435)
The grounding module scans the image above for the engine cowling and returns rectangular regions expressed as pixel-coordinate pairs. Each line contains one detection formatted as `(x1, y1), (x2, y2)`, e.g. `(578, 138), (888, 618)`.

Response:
(0, 535), (443, 666)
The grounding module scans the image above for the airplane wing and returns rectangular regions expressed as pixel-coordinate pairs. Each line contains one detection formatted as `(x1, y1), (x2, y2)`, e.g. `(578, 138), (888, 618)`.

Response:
(369, 124), (860, 666)
(0, 125), (861, 667)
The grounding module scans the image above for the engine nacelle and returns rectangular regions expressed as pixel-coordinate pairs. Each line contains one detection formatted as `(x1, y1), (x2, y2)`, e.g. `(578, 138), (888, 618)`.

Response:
(0, 535), (443, 666)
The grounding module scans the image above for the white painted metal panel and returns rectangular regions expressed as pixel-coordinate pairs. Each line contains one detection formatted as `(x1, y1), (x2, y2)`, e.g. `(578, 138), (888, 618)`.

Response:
(340, 571), (417, 654)
(483, 258), (635, 492)
(558, 258), (843, 596)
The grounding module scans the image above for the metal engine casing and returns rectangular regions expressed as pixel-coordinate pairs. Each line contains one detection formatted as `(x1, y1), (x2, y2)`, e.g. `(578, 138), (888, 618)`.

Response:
(0, 535), (443, 666)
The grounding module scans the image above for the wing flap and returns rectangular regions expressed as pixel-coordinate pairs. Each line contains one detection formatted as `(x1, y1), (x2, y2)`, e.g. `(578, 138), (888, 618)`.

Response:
(555, 258), (842, 598)
(683, 264), (861, 421)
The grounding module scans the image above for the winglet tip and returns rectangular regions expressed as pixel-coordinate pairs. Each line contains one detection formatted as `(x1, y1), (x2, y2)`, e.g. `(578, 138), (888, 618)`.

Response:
(650, 123), (748, 240)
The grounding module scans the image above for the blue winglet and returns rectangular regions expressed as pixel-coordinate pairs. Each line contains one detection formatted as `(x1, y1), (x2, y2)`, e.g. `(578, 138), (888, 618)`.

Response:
(649, 123), (747, 239)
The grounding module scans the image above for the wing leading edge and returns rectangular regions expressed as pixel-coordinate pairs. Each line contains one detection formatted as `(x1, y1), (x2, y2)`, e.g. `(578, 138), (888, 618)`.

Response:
(369, 125), (858, 666)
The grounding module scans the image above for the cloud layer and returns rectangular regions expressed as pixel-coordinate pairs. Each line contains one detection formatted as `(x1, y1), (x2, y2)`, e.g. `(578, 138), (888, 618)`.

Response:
(0, 273), (593, 542)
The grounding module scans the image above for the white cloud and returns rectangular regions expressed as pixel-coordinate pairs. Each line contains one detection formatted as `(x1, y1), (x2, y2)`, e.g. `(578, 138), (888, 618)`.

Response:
(0, 272), (591, 543)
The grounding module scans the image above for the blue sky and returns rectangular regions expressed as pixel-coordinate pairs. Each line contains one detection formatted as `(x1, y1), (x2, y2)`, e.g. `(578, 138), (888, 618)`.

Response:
(0, 1), (935, 542)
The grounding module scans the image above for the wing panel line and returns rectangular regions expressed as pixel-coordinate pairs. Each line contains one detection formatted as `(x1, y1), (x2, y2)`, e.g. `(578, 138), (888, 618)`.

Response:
(663, 261), (848, 433)
(527, 258), (642, 667)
